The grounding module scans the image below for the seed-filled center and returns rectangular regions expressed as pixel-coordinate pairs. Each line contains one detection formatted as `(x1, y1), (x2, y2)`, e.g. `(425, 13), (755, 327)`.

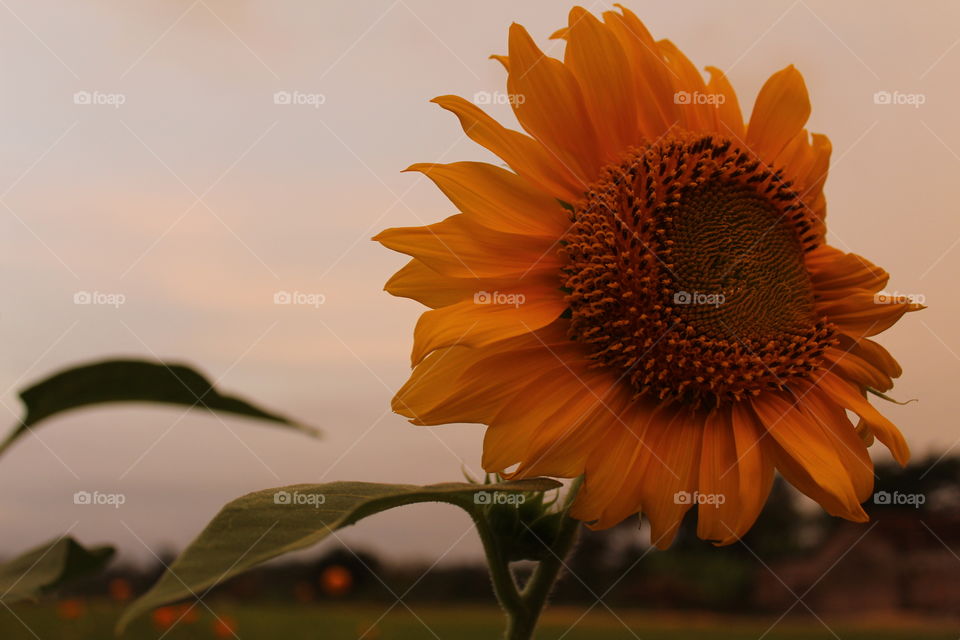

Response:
(667, 180), (814, 341)
(560, 133), (835, 407)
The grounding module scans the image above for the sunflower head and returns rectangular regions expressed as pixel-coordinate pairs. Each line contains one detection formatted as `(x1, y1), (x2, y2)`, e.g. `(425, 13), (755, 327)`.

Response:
(376, 5), (922, 548)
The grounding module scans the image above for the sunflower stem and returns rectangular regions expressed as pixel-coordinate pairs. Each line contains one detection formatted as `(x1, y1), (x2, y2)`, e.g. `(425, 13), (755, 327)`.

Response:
(473, 508), (525, 619)
(479, 477), (583, 640)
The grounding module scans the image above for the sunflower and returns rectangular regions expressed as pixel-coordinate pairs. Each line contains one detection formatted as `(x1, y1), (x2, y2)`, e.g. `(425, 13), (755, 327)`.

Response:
(375, 5), (922, 547)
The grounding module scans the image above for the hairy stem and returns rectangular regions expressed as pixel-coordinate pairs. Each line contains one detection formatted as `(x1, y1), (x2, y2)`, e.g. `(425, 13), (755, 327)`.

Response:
(478, 478), (584, 640)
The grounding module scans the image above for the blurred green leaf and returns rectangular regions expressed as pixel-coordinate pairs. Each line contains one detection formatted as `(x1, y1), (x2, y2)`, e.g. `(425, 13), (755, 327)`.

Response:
(0, 359), (318, 455)
(0, 536), (114, 603)
(119, 478), (560, 631)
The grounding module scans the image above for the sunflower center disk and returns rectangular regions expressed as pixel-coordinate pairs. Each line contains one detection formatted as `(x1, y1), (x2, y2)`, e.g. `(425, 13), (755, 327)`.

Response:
(560, 133), (835, 407)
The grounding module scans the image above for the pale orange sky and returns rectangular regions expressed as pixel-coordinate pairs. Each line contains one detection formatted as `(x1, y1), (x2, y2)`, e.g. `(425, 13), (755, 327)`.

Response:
(0, 0), (958, 564)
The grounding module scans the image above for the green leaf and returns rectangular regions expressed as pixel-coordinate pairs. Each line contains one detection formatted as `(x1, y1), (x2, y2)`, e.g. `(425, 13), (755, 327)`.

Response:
(119, 478), (560, 631)
(0, 359), (319, 455)
(0, 536), (114, 603)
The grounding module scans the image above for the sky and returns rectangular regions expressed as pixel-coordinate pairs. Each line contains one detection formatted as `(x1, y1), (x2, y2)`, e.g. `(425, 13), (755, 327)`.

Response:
(0, 0), (958, 566)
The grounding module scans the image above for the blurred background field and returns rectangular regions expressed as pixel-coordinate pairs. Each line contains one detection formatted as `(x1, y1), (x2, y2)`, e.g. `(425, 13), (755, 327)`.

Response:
(2, 456), (959, 639)
(3, 602), (959, 640)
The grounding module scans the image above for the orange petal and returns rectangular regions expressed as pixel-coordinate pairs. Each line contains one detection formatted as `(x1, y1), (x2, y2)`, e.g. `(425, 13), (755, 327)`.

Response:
(816, 369), (910, 466)
(728, 402), (775, 538)
(823, 346), (894, 392)
(512, 368), (626, 478)
(489, 54), (510, 72)
(483, 363), (610, 472)
(374, 214), (560, 279)
(431, 95), (584, 202)
(507, 22), (603, 182)
(564, 7), (639, 160)
(752, 393), (866, 521)
(807, 245), (888, 299)
(747, 65), (811, 164)
(395, 325), (575, 423)
(411, 293), (565, 365)
(705, 66), (745, 139)
(840, 335), (903, 380)
(634, 406), (703, 548)
(817, 290), (922, 340)
(602, 6), (678, 137)
(697, 407), (744, 544)
(798, 385), (875, 502)
(658, 39), (714, 132)
(569, 400), (661, 528)
(384, 259), (555, 309)
(404, 162), (568, 238)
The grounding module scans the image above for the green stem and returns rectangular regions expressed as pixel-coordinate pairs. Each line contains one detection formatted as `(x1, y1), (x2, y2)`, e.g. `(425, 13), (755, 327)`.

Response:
(478, 478), (584, 640)
(472, 509), (524, 618)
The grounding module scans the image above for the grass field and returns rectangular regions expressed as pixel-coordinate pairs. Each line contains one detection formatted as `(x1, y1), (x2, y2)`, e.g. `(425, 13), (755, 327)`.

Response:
(2, 602), (957, 639)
